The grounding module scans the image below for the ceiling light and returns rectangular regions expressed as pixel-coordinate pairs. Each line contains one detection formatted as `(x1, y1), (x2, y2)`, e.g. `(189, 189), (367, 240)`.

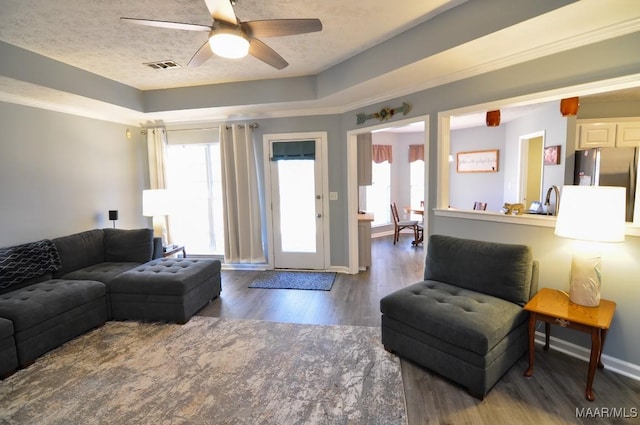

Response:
(209, 31), (250, 59)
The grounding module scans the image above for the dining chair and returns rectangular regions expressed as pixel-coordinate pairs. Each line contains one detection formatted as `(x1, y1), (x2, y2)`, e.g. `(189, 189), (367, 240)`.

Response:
(473, 202), (488, 211)
(390, 202), (420, 245)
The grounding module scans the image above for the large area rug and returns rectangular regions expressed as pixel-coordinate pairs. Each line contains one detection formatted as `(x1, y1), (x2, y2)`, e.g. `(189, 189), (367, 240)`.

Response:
(248, 271), (336, 291)
(0, 317), (406, 424)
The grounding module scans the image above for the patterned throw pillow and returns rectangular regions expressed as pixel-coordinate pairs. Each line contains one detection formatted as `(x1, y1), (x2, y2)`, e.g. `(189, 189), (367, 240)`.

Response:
(0, 239), (61, 289)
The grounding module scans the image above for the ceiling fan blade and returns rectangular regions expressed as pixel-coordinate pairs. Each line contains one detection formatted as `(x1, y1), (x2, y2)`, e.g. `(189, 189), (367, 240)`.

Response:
(243, 19), (322, 38)
(120, 17), (211, 32)
(204, 0), (237, 25)
(188, 41), (214, 67)
(249, 38), (288, 70)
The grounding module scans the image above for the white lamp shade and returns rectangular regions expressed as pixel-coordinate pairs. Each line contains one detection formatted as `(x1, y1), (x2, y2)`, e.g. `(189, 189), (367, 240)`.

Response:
(554, 185), (626, 243)
(142, 189), (171, 217)
(209, 32), (250, 59)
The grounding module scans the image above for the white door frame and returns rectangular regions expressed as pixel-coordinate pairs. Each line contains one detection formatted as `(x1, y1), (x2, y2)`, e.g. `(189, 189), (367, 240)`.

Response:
(346, 115), (430, 274)
(263, 132), (330, 270)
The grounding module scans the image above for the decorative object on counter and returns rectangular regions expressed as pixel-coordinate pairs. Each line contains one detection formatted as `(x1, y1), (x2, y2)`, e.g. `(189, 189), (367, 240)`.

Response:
(544, 145), (562, 165)
(486, 110), (501, 127)
(554, 185), (625, 307)
(501, 202), (525, 215)
(108, 210), (118, 228)
(560, 97), (580, 116)
(356, 102), (412, 125)
(456, 149), (499, 173)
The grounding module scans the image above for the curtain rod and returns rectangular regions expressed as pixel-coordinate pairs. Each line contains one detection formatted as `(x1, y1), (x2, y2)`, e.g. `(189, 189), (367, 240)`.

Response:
(167, 127), (219, 133)
(225, 123), (259, 130)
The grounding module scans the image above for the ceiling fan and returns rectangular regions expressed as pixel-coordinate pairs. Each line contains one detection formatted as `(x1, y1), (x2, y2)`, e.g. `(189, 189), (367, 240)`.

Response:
(121, 0), (322, 70)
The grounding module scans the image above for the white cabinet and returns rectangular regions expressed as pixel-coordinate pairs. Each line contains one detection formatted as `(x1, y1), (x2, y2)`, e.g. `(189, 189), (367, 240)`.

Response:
(616, 121), (640, 147)
(577, 123), (616, 149)
(576, 118), (640, 149)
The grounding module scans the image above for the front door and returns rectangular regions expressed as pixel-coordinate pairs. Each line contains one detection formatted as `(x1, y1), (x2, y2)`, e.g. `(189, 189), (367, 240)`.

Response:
(268, 138), (325, 269)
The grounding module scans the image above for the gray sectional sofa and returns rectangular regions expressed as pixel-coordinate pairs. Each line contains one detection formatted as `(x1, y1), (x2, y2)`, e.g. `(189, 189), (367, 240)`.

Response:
(380, 234), (538, 399)
(0, 228), (221, 379)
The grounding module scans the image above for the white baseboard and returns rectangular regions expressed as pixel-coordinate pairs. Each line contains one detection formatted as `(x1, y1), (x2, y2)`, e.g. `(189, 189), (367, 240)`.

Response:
(220, 263), (269, 271)
(534, 331), (640, 381)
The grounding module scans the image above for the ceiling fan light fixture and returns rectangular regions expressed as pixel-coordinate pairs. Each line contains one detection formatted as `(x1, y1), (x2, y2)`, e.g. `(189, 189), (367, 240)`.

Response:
(209, 31), (250, 59)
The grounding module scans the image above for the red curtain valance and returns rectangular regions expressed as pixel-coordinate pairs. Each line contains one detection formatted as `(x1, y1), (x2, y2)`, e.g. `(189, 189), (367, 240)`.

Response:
(409, 144), (424, 163)
(372, 144), (393, 163)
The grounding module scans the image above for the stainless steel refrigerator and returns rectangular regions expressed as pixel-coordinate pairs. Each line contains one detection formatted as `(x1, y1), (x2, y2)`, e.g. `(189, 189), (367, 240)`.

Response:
(574, 147), (638, 222)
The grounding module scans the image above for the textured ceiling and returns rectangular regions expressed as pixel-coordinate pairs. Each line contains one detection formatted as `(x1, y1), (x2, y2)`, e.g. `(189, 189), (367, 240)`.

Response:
(1, 0), (639, 126)
(0, 0), (459, 90)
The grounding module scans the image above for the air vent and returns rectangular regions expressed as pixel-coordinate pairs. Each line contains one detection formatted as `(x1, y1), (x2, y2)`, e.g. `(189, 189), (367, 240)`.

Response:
(144, 60), (181, 70)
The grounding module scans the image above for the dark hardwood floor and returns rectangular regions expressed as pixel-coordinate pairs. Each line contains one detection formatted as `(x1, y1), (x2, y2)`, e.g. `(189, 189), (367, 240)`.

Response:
(198, 235), (640, 425)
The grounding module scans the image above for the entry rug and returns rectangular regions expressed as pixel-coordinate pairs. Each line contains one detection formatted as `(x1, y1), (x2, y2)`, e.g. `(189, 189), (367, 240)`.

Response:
(248, 270), (336, 291)
(0, 317), (407, 425)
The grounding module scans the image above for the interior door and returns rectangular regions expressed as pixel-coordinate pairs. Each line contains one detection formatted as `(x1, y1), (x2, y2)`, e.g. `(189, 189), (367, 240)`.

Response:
(269, 139), (325, 269)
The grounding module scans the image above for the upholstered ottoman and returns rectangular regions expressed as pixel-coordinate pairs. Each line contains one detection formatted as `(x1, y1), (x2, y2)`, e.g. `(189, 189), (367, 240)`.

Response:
(108, 258), (221, 324)
(0, 279), (108, 367)
(0, 317), (18, 378)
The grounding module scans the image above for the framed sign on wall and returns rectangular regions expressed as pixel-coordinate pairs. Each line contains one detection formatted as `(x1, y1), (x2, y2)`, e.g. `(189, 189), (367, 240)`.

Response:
(456, 149), (499, 173)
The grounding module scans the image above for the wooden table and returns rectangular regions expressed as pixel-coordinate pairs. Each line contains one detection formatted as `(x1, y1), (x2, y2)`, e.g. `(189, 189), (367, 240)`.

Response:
(523, 288), (616, 401)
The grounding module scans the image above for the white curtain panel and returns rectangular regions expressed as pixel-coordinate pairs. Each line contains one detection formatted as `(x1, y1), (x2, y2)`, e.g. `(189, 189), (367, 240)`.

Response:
(220, 124), (265, 263)
(146, 128), (171, 242)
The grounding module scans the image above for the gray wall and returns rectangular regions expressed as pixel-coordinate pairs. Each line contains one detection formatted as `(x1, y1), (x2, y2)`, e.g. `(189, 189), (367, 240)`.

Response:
(0, 102), (149, 246)
(450, 125), (506, 212)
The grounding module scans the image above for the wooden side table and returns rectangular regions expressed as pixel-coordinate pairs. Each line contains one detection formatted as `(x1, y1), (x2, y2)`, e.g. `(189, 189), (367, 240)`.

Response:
(523, 288), (616, 401)
(163, 245), (186, 258)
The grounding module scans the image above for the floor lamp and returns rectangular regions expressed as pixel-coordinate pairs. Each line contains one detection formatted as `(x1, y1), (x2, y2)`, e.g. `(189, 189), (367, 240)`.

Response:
(554, 185), (626, 307)
(143, 189), (170, 245)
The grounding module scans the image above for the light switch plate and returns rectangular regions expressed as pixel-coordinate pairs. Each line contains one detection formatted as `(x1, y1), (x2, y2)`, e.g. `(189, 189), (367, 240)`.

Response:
(329, 192), (338, 201)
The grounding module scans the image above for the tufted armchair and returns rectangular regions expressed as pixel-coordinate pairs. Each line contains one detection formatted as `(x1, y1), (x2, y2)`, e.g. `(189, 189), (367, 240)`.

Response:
(380, 234), (538, 399)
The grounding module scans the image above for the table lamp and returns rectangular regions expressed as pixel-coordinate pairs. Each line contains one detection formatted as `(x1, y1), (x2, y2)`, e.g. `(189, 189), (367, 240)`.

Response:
(554, 185), (626, 307)
(143, 189), (170, 244)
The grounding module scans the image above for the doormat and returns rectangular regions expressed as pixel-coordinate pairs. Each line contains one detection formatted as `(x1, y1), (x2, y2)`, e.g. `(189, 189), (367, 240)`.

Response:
(248, 270), (336, 291)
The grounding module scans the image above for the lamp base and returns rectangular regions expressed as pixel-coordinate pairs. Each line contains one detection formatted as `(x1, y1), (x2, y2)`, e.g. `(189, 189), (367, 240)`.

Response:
(569, 254), (601, 307)
(152, 215), (168, 246)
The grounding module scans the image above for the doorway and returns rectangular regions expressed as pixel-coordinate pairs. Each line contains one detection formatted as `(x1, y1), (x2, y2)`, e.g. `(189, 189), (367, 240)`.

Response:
(346, 116), (429, 274)
(263, 132), (329, 270)
(518, 131), (545, 206)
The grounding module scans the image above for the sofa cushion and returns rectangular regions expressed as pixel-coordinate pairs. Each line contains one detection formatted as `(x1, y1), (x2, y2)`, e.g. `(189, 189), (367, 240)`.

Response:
(380, 280), (529, 355)
(110, 258), (221, 296)
(424, 235), (533, 305)
(61, 262), (142, 284)
(103, 228), (153, 264)
(0, 240), (61, 290)
(52, 230), (105, 277)
(0, 317), (13, 339)
(0, 279), (106, 332)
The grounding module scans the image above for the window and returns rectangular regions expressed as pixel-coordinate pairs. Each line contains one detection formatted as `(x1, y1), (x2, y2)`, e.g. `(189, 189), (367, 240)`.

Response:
(366, 160), (391, 226)
(410, 159), (424, 208)
(166, 142), (224, 255)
